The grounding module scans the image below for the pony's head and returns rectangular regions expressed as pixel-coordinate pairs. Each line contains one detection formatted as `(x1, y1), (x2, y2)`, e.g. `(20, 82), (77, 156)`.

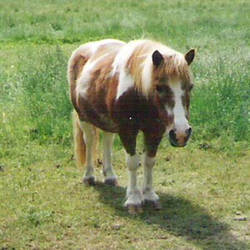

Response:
(151, 48), (195, 147)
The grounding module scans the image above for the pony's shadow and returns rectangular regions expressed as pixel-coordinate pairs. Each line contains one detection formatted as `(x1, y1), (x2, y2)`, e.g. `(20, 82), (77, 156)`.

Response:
(92, 182), (248, 250)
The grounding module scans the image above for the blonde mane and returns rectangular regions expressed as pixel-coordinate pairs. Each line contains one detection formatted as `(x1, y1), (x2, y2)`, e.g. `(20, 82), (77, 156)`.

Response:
(125, 40), (191, 96)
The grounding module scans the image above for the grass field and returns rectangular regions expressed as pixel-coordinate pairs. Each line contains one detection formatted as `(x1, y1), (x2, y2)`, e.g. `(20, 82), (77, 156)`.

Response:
(0, 0), (249, 249)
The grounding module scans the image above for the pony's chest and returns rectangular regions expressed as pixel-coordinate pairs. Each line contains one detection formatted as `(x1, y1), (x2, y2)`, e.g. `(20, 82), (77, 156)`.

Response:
(97, 114), (119, 132)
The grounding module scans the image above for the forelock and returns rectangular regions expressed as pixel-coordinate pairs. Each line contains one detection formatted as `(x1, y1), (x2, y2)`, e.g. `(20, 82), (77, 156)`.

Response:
(163, 54), (191, 83)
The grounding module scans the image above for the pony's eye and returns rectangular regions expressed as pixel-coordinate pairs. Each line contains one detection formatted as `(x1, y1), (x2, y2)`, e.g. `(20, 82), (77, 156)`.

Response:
(156, 85), (172, 98)
(156, 85), (165, 93)
(189, 84), (194, 91)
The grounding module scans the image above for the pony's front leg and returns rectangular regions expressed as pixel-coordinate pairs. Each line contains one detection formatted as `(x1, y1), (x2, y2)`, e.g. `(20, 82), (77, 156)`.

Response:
(142, 154), (161, 209)
(125, 154), (142, 213)
(142, 133), (162, 210)
(119, 129), (143, 214)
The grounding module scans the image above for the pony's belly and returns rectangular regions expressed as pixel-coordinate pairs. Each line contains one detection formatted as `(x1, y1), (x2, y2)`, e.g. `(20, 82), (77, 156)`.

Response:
(96, 114), (119, 133)
(75, 91), (117, 132)
(79, 110), (119, 133)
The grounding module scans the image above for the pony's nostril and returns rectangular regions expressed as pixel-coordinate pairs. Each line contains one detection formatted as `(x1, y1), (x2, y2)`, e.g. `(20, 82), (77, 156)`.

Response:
(186, 127), (192, 136)
(169, 129), (176, 141)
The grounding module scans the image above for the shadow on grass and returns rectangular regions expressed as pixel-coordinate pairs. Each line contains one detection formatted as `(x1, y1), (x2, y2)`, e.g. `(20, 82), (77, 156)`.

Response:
(92, 181), (247, 250)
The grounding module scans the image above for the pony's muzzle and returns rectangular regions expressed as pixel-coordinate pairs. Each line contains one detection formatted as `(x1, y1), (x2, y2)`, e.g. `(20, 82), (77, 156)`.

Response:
(169, 127), (192, 147)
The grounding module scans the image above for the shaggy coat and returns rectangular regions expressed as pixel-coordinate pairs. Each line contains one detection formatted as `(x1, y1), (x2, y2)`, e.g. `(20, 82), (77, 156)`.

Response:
(68, 39), (195, 213)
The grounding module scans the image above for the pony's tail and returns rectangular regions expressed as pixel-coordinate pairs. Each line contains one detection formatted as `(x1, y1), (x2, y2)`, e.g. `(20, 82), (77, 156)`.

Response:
(69, 47), (100, 168)
(72, 111), (100, 168)
(73, 111), (86, 167)
(69, 47), (90, 168)
(67, 47), (88, 108)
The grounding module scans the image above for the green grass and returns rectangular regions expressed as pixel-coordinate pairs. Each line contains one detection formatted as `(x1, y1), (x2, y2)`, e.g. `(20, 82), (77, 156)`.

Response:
(0, 0), (249, 249)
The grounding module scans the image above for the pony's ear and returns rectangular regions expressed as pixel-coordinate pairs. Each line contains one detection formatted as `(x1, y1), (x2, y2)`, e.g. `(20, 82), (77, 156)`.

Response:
(185, 49), (195, 65)
(152, 50), (164, 67)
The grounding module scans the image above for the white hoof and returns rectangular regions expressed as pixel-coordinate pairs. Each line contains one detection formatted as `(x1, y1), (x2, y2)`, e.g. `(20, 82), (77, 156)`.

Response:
(124, 189), (143, 207)
(143, 188), (159, 201)
(142, 189), (161, 210)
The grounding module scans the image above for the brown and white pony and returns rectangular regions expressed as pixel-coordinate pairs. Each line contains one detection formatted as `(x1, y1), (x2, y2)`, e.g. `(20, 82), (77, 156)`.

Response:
(68, 39), (195, 214)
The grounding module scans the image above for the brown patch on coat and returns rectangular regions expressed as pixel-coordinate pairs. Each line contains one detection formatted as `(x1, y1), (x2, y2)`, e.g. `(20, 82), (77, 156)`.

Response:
(112, 87), (167, 155)
(75, 47), (122, 132)
(175, 133), (187, 146)
(69, 53), (89, 113)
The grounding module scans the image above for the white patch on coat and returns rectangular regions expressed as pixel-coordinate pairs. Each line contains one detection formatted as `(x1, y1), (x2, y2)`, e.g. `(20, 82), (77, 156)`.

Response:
(74, 39), (125, 98)
(142, 153), (159, 201)
(68, 39), (125, 95)
(76, 53), (109, 98)
(113, 40), (146, 100)
(141, 54), (153, 96)
(116, 71), (134, 100)
(169, 83), (189, 132)
(80, 39), (125, 56)
(126, 154), (140, 171)
(124, 154), (142, 206)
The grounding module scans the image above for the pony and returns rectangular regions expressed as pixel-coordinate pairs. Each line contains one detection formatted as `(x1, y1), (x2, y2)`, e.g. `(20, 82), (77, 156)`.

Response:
(68, 39), (195, 214)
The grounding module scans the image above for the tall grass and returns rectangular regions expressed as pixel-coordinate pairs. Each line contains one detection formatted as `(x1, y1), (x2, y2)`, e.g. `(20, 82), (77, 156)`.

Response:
(191, 55), (249, 142)
(0, 0), (249, 158)
(0, 47), (249, 155)
(0, 47), (72, 158)
(19, 47), (72, 144)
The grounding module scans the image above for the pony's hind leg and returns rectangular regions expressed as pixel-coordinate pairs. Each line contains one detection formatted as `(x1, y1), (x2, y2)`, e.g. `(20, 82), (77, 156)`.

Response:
(102, 132), (118, 186)
(79, 121), (98, 185)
